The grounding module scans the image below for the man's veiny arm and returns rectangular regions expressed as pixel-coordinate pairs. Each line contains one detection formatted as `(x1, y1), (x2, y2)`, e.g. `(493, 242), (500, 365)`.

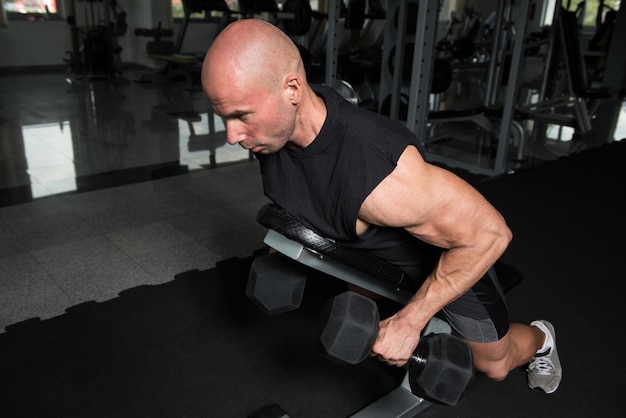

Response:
(358, 145), (512, 365)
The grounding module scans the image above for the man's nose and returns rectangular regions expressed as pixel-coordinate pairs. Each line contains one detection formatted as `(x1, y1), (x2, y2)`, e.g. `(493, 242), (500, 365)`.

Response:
(225, 121), (244, 145)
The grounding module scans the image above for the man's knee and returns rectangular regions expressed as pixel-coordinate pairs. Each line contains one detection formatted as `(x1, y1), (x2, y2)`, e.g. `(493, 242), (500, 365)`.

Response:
(469, 339), (513, 381)
(475, 359), (511, 381)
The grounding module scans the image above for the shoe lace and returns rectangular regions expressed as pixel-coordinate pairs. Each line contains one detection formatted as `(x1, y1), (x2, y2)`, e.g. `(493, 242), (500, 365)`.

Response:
(529, 354), (555, 376)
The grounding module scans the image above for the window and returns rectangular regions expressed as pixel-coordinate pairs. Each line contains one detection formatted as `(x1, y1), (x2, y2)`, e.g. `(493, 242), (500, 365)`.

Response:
(4, 0), (56, 14)
(170, 1), (321, 20)
(540, 0), (621, 28)
(171, 0), (238, 20)
(564, 0), (621, 28)
(3, 0), (58, 20)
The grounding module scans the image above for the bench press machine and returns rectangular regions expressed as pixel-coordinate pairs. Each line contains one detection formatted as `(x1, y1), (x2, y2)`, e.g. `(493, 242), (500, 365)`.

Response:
(247, 204), (522, 417)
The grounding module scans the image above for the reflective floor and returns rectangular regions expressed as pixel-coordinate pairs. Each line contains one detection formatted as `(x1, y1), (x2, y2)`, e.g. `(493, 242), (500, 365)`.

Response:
(0, 68), (624, 332)
(1, 71), (254, 203)
(0, 70), (270, 331)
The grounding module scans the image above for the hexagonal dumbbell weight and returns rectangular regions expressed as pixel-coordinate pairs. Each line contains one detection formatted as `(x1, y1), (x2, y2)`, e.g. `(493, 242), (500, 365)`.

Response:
(318, 291), (474, 406)
(246, 252), (308, 315)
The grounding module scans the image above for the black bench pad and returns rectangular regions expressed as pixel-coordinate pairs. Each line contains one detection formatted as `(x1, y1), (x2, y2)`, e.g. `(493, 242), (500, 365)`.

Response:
(257, 203), (522, 294)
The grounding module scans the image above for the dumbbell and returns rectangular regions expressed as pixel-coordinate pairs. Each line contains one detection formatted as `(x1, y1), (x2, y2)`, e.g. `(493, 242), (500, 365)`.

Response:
(318, 291), (474, 406)
(246, 252), (308, 315)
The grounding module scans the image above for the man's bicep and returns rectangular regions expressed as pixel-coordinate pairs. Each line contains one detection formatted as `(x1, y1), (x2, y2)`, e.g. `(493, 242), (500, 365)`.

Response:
(359, 146), (495, 247)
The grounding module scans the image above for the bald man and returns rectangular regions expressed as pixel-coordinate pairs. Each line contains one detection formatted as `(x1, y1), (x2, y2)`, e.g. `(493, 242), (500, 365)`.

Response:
(201, 19), (562, 395)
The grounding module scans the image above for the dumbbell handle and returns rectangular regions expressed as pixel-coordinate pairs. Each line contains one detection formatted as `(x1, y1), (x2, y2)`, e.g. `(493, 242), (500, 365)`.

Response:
(408, 354), (427, 367)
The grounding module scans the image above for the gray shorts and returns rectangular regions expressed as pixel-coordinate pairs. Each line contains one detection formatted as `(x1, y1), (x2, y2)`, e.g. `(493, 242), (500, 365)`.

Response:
(437, 266), (510, 343)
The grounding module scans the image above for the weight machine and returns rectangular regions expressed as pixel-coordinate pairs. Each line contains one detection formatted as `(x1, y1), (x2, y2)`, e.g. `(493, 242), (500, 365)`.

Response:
(517, 4), (615, 155)
(135, 0), (235, 87)
(135, 0), (314, 87)
(377, 0), (531, 176)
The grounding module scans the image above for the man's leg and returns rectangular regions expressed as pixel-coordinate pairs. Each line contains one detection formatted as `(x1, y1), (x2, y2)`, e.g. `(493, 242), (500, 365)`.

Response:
(441, 270), (562, 393)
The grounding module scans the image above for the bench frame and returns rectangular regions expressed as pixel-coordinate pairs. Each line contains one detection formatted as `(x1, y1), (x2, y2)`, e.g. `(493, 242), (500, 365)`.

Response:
(262, 228), (450, 417)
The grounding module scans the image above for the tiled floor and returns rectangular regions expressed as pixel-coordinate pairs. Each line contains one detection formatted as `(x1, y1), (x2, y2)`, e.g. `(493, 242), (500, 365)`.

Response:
(1, 68), (624, 333)
(0, 70), (270, 331)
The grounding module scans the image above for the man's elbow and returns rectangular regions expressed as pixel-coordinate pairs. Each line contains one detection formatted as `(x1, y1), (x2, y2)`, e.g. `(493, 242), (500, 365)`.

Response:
(495, 224), (513, 255)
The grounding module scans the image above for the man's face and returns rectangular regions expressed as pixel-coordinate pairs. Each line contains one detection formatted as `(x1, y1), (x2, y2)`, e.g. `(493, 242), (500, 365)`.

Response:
(207, 80), (296, 155)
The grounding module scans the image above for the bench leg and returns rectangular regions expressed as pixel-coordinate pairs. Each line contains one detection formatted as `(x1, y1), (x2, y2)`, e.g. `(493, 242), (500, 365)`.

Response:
(350, 373), (432, 418)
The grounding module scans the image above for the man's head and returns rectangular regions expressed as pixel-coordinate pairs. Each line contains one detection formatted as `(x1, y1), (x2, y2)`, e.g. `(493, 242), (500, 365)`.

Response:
(202, 19), (307, 154)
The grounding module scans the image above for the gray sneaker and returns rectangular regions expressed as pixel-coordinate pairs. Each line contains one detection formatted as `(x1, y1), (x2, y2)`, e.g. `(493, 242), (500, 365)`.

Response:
(527, 320), (562, 394)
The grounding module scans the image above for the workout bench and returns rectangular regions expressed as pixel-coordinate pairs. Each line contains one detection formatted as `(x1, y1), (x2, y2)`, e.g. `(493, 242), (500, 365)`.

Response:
(248, 203), (522, 417)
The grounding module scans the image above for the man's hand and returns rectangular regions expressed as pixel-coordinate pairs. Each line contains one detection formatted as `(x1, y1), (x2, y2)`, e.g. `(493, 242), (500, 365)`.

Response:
(371, 312), (423, 367)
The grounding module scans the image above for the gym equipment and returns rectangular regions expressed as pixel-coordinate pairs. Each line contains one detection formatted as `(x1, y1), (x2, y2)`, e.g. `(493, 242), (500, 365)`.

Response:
(380, 88), (528, 165)
(335, 79), (360, 106)
(135, 0), (314, 86)
(174, 0), (233, 54)
(281, 0), (313, 36)
(64, 0), (127, 81)
(334, 53), (378, 109)
(380, 0), (533, 176)
(254, 204), (417, 303)
(237, 0), (313, 37)
(393, 0), (419, 36)
(436, 7), (483, 62)
(442, 2), (530, 174)
(386, 44), (453, 94)
(246, 252), (308, 315)
(249, 203), (522, 416)
(134, 23), (175, 57)
(319, 291), (473, 406)
(134, 0), (234, 86)
(517, 5), (613, 154)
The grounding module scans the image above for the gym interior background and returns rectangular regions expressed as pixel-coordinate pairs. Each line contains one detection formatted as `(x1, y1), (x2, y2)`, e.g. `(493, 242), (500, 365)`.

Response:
(1, 1), (625, 417)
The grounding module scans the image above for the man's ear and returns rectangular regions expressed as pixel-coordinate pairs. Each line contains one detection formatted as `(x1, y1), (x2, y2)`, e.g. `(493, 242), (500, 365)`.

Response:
(285, 74), (302, 104)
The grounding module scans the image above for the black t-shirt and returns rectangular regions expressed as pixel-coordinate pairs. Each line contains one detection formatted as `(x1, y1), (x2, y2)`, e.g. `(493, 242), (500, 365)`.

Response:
(257, 85), (441, 281)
